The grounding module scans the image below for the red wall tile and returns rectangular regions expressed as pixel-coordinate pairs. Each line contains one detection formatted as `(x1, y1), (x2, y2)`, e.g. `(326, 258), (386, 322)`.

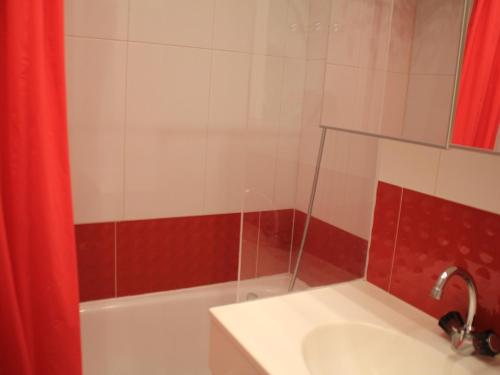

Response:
(368, 182), (500, 335)
(240, 212), (259, 280)
(116, 213), (240, 297)
(257, 209), (294, 277)
(366, 182), (402, 290)
(75, 223), (115, 301)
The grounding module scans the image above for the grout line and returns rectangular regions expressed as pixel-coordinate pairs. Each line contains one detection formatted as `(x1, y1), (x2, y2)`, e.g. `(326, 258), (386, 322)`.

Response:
(387, 187), (404, 292)
(64, 34), (309, 62)
(288, 209), (297, 274)
(113, 0), (130, 299)
(287, 0), (312, 222)
(322, 60), (456, 78)
(237, 211), (244, 282)
(65, 34), (127, 43)
(114, 222), (118, 297)
(254, 212), (261, 278)
(433, 149), (443, 196)
(363, 179), (381, 280)
(270, 53), (287, 209)
(201, 0), (217, 214)
(121, 0), (130, 223)
(375, 0), (395, 136)
(363, 0), (395, 280)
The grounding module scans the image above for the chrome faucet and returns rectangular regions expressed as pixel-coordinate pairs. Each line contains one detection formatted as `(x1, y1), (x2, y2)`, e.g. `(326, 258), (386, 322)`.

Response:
(430, 266), (477, 355)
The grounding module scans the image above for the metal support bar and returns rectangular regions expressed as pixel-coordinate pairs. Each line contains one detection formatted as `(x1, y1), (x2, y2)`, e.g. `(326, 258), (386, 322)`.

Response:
(288, 127), (327, 291)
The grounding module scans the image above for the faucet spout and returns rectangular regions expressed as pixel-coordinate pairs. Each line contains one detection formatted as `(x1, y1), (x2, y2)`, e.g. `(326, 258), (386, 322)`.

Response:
(430, 266), (477, 335)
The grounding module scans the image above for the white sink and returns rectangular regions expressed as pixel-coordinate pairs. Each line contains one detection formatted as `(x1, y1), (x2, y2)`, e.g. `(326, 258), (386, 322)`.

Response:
(210, 281), (499, 375)
(302, 323), (470, 375)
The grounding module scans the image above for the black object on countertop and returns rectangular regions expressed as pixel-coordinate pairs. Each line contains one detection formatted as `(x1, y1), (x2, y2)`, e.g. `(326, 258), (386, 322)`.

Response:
(473, 330), (500, 357)
(438, 311), (465, 336)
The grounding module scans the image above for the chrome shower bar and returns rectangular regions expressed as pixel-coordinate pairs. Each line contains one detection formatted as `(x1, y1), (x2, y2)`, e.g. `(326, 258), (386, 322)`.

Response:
(288, 123), (449, 292)
(288, 126), (327, 292)
(318, 125), (449, 150)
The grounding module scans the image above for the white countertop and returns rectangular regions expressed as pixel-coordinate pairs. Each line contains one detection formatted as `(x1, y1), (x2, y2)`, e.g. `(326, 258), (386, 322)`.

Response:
(210, 280), (499, 374)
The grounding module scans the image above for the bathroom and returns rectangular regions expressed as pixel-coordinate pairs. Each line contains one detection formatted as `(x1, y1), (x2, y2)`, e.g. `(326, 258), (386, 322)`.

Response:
(1, 0), (499, 374)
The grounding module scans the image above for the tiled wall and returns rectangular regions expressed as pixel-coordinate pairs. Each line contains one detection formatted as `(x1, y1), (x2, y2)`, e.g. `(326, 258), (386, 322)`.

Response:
(296, 0), (380, 259)
(240, 209), (295, 280)
(320, 0), (464, 145)
(65, 0), (323, 301)
(292, 211), (368, 286)
(76, 213), (240, 301)
(367, 181), (500, 335)
(68, 0), (500, 309)
(401, 0), (464, 145)
(372, 138), (500, 331)
(377, 140), (500, 215)
(65, 0), (310, 224)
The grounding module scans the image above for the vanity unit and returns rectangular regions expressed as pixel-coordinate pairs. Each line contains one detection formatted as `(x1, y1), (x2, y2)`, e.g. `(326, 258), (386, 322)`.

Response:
(209, 280), (499, 375)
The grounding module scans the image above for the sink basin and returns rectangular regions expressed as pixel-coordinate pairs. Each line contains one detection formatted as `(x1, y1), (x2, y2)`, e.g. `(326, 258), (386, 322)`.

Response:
(302, 323), (471, 375)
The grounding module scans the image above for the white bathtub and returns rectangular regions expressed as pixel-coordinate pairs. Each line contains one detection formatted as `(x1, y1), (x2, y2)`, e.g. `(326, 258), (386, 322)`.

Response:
(80, 275), (307, 375)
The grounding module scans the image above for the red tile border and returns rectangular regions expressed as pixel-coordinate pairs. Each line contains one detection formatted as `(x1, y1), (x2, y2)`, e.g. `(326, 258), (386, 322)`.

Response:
(116, 213), (240, 297)
(75, 222), (115, 302)
(76, 209), (367, 302)
(257, 209), (294, 277)
(366, 182), (402, 290)
(240, 212), (260, 280)
(368, 182), (500, 335)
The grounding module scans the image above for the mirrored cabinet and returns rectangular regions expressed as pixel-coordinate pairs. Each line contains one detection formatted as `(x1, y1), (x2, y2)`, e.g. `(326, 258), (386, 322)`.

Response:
(321, 0), (499, 152)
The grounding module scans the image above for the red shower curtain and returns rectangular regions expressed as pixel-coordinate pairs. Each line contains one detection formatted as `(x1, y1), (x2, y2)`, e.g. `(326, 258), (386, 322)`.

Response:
(452, 0), (500, 150)
(0, 1), (82, 374)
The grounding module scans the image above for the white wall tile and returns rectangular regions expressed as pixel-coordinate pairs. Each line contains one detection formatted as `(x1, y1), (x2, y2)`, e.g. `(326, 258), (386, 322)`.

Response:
(204, 132), (246, 214)
(436, 149), (500, 215)
(205, 51), (250, 214)
(302, 60), (326, 129)
(285, 0), (310, 58)
(280, 58), (307, 130)
(318, 132), (378, 239)
(126, 43), (211, 130)
(65, 0), (129, 40)
(327, 0), (362, 66)
(274, 132), (301, 209)
(125, 43), (211, 219)
(307, 0), (332, 59)
(66, 37), (127, 223)
(381, 72), (408, 138)
(410, 0), (464, 75)
(243, 129), (279, 212)
(129, 0), (214, 48)
(209, 51), (251, 130)
(310, 132), (347, 222)
(356, 0), (392, 70)
(402, 74), (455, 146)
(356, 68), (386, 134)
(213, 0), (256, 52)
(252, 0), (289, 56)
(248, 55), (285, 129)
(321, 64), (359, 129)
(387, 0), (416, 73)
(124, 130), (207, 219)
(377, 139), (441, 195)
(336, 134), (378, 239)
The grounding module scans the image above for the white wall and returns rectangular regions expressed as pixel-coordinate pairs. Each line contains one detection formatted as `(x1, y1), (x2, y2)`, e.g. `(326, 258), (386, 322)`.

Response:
(296, 0), (500, 243)
(65, 0), (312, 224)
(296, 0), (381, 240)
